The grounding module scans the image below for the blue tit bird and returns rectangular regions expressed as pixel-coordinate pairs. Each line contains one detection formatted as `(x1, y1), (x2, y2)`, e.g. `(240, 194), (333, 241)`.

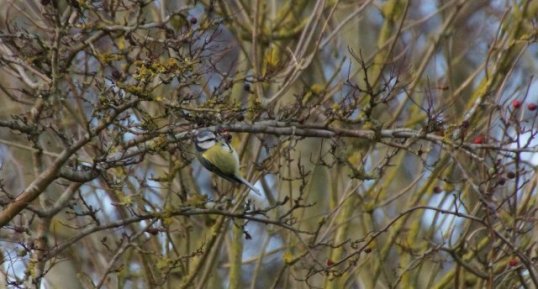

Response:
(194, 130), (261, 196)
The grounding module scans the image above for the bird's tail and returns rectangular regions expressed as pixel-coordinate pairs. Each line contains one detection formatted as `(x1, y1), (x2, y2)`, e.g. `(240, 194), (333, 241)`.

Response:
(237, 176), (262, 196)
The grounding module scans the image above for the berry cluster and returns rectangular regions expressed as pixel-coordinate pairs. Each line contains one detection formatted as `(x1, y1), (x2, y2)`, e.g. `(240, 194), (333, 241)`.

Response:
(512, 99), (537, 111)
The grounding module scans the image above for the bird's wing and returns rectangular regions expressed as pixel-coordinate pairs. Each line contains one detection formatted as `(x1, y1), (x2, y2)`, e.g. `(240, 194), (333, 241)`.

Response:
(199, 141), (261, 196)
(199, 144), (241, 181)
(198, 154), (240, 183)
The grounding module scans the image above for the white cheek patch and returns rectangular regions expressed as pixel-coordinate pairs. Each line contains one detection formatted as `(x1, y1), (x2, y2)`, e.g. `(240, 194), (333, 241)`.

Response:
(197, 139), (215, 150)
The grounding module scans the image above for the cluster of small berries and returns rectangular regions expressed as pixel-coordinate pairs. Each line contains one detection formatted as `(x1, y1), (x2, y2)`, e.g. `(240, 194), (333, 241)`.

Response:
(472, 99), (537, 145)
(512, 99), (537, 111)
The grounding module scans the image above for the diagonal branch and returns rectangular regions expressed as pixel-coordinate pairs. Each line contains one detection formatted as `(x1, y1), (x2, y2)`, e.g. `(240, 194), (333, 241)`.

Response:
(0, 100), (139, 228)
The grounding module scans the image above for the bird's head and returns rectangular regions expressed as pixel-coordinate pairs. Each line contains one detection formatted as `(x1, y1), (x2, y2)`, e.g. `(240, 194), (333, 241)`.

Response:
(193, 129), (217, 152)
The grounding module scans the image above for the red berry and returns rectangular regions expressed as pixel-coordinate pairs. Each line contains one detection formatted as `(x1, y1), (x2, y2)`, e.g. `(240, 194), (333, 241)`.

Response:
(13, 226), (25, 234)
(146, 228), (159, 235)
(111, 70), (121, 80)
(528, 103), (537, 111)
(508, 258), (519, 267)
(512, 99), (522, 109)
(189, 17), (198, 25)
(326, 259), (335, 266)
(473, 135), (485, 144)
(433, 186), (442, 194)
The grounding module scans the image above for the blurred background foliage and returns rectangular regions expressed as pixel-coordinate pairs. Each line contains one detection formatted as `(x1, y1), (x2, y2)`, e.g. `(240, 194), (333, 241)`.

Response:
(0, 0), (538, 288)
